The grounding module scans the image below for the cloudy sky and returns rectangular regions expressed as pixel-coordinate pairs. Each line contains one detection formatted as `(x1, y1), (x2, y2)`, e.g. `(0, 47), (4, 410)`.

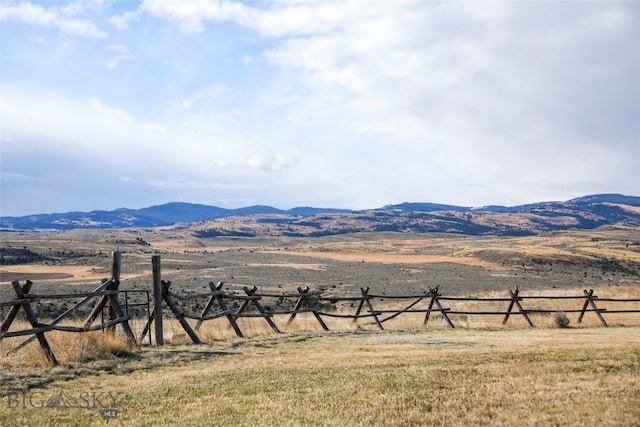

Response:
(1, 0), (638, 216)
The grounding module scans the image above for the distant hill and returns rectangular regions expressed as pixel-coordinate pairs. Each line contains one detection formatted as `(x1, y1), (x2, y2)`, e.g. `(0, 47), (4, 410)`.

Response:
(1, 194), (639, 236)
(378, 202), (469, 212)
(0, 203), (354, 230)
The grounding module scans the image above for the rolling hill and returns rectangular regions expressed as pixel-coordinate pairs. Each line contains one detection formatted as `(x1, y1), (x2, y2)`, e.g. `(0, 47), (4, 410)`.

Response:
(1, 194), (639, 236)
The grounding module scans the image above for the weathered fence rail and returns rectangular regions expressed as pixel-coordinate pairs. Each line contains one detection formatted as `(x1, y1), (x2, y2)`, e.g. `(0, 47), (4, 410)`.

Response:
(0, 252), (138, 364)
(2, 253), (640, 362)
(156, 281), (640, 344)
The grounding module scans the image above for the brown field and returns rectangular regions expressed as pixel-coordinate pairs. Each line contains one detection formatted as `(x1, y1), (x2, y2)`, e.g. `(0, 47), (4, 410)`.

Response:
(2, 225), (640, 294)
(1, 226), (640, 425)
(1, 326), (639, 426)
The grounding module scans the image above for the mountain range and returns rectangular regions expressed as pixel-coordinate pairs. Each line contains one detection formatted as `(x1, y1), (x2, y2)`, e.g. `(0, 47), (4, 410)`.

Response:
(1, 194), (639, 236)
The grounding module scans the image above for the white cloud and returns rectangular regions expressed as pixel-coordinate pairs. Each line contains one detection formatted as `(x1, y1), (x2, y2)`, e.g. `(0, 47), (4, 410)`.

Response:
(107, 44), (128, 54)
(89, 97), (135, 127)
(137, 0), (254, 33)
(122, 0), (356, 37)
(141, 122), (167, 136)
(250, 1), (350, 37)
(0, 1), (107, 37)
(2, 1), (638, 215)
(240, 53), (254, 64)
(179, 85), (228, 111)
(1, 90), (301, 199)
(56, 16), (107, 37)
(145, 176), (255, 191)
(0, 171), (43, 183)
(0, 2), (54, 25)
(247, 152), (298, 171)
(105, 44), (134, 70)
(108, 10), (139, 30)
(1, 92), (146, 162)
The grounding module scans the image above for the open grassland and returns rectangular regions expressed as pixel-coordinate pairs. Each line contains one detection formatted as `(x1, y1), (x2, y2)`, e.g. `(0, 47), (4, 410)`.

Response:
(1, 327), (639, 426)
(2, 227), (640, 425)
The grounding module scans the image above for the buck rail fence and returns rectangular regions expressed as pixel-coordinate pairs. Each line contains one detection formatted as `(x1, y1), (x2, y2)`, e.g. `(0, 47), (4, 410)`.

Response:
(0, 252), (143, 365)
(2, 252), (640, 362)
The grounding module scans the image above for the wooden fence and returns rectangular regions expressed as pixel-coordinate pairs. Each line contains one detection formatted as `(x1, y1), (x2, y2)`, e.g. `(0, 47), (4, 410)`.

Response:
(0, 252), (136, 365)
(2, 252), (640, 363)
(144, 255), (640, 345)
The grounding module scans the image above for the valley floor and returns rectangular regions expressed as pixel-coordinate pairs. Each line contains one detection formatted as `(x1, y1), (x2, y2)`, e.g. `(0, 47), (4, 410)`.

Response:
(1, 228), (640, 425)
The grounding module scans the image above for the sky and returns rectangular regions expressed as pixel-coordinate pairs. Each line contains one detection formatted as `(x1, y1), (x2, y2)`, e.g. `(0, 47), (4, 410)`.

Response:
(1, 0), (639, 217)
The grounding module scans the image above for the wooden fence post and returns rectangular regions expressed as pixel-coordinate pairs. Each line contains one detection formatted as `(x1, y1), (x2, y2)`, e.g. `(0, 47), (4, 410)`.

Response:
(11, 280), (58, 365)
(161, 280), (202, 344)
(288, 287), (307, 324)
(235, 286), (280, 333)
(424, 287), (455, 328)
(1, 280), (34, 334)
(288, 287), (329, 331)
(86, 251), (137, 346)
(84, 279), (111, 326)
(578, 289), (608, 326)
(361, 287), (384, 330)
(215, 283), (244, 337)
(107, 252), (121, 335)
(353, 287), (369, 323)
(503, 288), (534, 327)
(423, 289), (436, 326)
(105, 286), (137, 346)
(196, 282), (220, 331)
(195, 282), (243, 337)
(152, 255), (164, 346)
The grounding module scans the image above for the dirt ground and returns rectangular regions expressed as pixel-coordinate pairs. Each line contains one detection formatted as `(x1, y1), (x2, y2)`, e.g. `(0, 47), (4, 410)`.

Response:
(2, 226), (640, 308)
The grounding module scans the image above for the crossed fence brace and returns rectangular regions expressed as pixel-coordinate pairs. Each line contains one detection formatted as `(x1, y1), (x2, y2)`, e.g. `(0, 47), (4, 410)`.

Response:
(1, 277), (137, 365)
(498, 287), (609, 327)
(1, 252), (138, 364)
(141, 281), (284, 344)
(138, 281), (622, 346)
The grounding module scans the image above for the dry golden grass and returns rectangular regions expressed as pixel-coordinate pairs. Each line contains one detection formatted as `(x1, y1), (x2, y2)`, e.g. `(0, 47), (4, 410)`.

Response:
(2, 286), (640, 426)
(1, 327), (638, 426)
(0, 326), (132, 370)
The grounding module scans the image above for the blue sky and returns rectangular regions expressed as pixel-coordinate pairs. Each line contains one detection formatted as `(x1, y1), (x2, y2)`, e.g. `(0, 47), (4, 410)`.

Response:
(1, 0), (639, 216)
